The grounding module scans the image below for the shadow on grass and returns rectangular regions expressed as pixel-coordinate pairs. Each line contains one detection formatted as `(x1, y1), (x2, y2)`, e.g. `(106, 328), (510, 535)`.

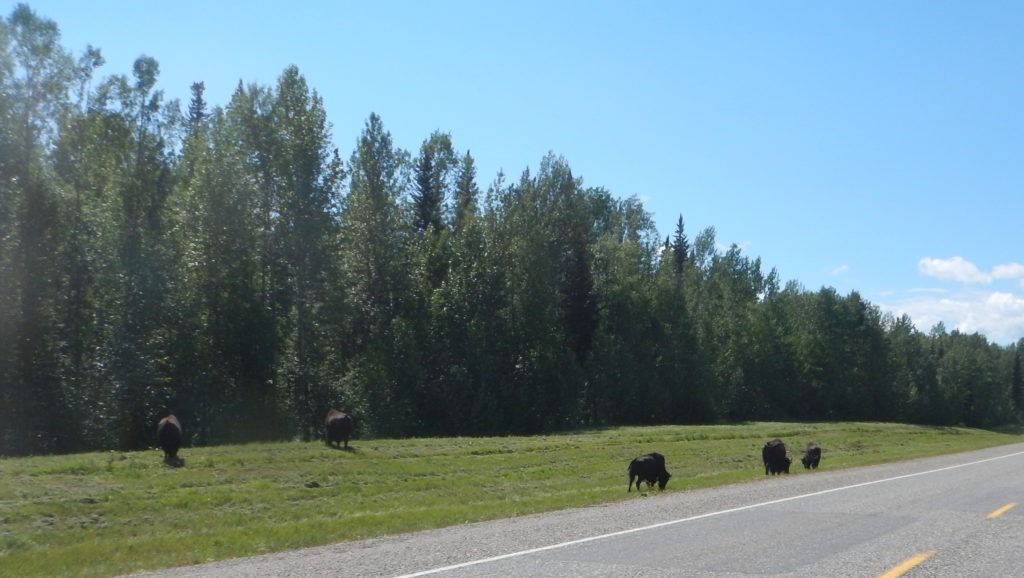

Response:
(913, 423), (1024, 436)
(163, 456), (185, 468)
(989, 423), (1024, 435)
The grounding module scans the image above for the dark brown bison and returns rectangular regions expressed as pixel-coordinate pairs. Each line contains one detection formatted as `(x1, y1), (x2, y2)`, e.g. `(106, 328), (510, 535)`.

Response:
(801, 442), (821, 469)
(762, 439), (790, 475)
(628, 452), (671, 492)
(157, 414), (182, 464)
(325, 409), (354, 449)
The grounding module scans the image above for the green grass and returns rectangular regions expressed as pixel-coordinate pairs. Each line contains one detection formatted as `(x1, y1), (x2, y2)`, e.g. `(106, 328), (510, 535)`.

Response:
(1, 422), (1021, 577)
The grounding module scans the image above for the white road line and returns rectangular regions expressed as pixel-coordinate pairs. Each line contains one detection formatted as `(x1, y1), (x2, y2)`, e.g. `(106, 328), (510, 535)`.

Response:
(394, 449), (1024, 578)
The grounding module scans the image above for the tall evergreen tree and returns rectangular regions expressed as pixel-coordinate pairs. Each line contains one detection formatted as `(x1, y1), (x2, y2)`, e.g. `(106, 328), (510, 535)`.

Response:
(453, 150), (480, 231)
(412, 149), (437, 231)
(186, 81), (207, 136)
(670, 214), (689, 278)
(411, 132), (454, 233)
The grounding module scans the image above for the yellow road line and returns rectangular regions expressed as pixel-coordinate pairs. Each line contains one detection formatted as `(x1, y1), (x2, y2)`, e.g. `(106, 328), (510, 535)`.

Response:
(878, 550), (937, 578)
(987, 502), (1017, 519)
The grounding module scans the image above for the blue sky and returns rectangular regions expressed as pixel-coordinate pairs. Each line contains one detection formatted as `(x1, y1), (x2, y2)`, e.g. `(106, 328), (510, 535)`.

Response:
(26, 0), (1024, 344)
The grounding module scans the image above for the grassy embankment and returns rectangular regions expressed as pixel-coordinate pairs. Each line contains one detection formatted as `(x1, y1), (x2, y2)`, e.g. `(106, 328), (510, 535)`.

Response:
(1, 421), (1021, 577)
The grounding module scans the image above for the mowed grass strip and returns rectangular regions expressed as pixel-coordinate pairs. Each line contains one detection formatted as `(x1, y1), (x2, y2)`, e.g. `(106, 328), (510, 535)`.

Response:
(1, 422), (1020, 577)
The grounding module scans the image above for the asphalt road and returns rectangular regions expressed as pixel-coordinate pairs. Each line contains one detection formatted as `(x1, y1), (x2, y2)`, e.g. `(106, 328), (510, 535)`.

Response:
(130, 443), (1024, 577)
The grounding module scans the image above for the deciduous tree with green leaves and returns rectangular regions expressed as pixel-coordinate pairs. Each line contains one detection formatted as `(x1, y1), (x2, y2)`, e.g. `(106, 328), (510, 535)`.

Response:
(0, 4), (80, 454)
(338, 113), (411, 435)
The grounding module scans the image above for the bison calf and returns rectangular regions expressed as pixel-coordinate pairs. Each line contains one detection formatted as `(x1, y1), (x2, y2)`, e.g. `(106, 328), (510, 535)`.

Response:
(762, 439), (790, 475)
(628, 452), (671, 492)
(325, 409), (354, 449)
(801, 442), (821, 469)
(157, 414), (182, 465)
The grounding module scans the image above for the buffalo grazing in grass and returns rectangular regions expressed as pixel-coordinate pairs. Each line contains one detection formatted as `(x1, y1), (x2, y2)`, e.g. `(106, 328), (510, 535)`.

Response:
(628, 452), (671, 492)
(801, 442), (822, 469)
(325, 409), (354, 449)
(762, 439), (790, 475)
(157, 414), (183, 466)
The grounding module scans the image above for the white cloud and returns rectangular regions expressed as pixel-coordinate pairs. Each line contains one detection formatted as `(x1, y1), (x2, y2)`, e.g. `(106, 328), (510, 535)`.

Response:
(918, 256), (990, 283)
(831, 265), (849, 275)
(993, 262), (1024, 280)
(880, 289), (1024, 345)
(878, 257), (1024, 344)
(919, 256), (1024, 285)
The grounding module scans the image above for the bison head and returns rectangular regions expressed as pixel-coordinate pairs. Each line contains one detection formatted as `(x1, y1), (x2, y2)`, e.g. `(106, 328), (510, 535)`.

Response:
(657, 470), (672, 490)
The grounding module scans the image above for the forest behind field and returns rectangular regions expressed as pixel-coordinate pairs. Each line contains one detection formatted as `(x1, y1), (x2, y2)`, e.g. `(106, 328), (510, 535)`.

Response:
(2, 5), (1022, 456)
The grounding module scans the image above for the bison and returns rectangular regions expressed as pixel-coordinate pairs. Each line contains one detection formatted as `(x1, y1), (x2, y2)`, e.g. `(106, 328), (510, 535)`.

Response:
(325, 409), (354, 449)
(628, 452), (671, 492)
(157, 414), (182, 465)
(762, 439), (790, 475)
(801, 442), (821, 469)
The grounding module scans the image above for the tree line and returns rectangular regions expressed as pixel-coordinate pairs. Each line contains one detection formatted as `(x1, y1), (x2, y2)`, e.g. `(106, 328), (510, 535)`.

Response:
(2, 5), (1022, 456)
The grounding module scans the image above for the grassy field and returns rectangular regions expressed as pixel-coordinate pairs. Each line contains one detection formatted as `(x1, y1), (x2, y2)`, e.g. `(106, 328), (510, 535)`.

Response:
(1, 421), (1021, 577)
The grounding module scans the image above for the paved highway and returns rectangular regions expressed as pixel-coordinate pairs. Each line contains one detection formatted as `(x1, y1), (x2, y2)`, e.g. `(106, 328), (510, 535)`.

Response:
(131, 443), (1024, 577)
